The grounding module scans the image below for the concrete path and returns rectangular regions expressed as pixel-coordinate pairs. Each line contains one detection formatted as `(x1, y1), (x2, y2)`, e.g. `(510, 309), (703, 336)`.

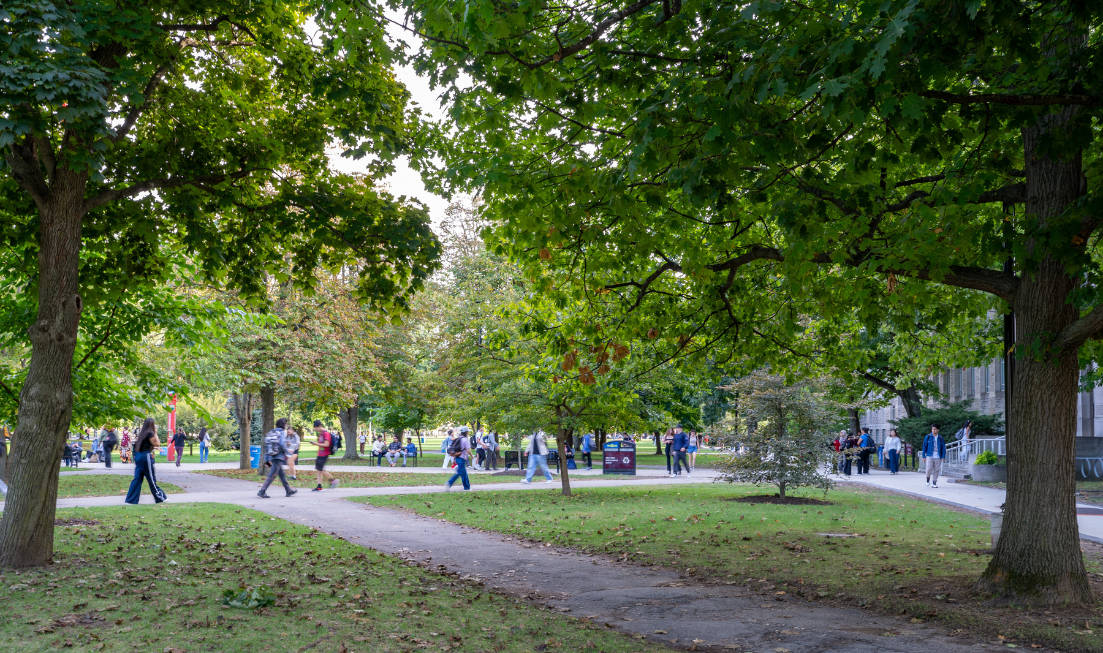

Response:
(840, 468), (1103, 543)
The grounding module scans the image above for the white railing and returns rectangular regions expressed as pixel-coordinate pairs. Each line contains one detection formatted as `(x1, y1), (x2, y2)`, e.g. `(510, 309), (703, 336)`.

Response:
(945, 437), (1005, 468)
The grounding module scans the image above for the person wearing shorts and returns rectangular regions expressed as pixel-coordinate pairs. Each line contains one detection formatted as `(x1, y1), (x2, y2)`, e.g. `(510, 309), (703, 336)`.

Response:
(285, 426), (301, 479)
(311, 420), (339, 491)
(687, 430), (699, 471)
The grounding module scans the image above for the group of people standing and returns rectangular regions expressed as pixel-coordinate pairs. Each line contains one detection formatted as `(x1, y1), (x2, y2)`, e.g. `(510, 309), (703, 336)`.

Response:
(832, 423), (950, 489)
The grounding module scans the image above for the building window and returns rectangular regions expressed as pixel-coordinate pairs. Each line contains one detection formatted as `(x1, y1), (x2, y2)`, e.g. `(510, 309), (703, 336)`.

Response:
(967, 368), (974, 395)
(999, 357), (1006, 392)
(984, 364), (990, 393)
(955, 369), (963, 397)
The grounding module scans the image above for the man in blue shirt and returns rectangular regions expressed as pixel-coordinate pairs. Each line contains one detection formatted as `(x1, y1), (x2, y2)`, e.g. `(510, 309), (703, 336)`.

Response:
(670, 425), (690, 478)
(922, 424), (947, 489)
(580, 433), (595, 470)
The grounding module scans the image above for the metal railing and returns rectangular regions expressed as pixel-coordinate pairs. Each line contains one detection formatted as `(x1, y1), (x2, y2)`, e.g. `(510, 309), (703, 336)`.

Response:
(945, 437), (1005, 468)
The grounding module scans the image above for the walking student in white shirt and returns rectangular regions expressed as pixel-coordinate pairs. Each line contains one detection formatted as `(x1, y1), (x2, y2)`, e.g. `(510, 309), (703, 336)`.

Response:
(884, 429), (902, 475)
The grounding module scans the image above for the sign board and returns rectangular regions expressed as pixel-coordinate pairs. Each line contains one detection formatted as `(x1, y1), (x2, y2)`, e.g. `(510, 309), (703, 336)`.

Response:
(603, 441), (636, 475)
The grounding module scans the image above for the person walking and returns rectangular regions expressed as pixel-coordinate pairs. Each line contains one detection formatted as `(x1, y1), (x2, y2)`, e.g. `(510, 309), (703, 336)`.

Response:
(687, 429), (699, 471)
(580, 432), (594, 470)
(922, 424), (946, 488)
(120, 429), (132, 464)
(125, 418), (167, 504)
(857, 427), (875, 474)
(474, 431), (488, 471)
(521, 430), (554, 484)
(884, 429), (902, 475)
(839, 431), (856, 476)
(171, 428), (186, 467)
(444, 426), (472, 491)
(198, 427), (210, 464)
(662, 428), (675, 474)
(670, 425), (690, 477)
(102, 427), (118, 469)
(311, 420), (339, 491)
(358, 431), (367, 455)
(441, 429), (454, 469)
(485, 431), (499, 471)
(285, 426), (301, 479)
(93, 430), (105, 463)
(257, 418), (298, 498)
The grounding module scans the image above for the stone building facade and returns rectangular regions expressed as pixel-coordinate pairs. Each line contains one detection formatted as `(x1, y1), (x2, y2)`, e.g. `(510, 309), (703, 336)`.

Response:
(860, 358), (1103, 444)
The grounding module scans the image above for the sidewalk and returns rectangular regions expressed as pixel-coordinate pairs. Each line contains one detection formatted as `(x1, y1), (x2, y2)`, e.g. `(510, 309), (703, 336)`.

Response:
(840, 468), (1103, 543)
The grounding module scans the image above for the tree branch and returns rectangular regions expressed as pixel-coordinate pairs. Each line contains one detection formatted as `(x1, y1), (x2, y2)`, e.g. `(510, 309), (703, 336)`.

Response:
(111, 64), (171, 143)
(501, 0), (661, 70)
(82, 169), (255, 213)
(1054, 305), (1103, 355)
(0, 377), (17, 402)
(921, 91), (1102, 106)
(158, 16), (229, 32)
(74, 303), (118, 370)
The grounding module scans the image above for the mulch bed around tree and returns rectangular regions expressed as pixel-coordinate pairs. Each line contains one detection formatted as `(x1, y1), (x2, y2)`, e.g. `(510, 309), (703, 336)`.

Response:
(725, 494), (834, 506)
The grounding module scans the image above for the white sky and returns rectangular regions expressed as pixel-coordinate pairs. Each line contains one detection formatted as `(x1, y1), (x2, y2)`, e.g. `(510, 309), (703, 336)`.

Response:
(325, 15), (453, 231)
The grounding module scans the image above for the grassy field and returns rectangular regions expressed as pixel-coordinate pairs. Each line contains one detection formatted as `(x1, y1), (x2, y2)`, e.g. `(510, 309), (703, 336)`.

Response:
(0, 504), (663, 653)
(56, 474), (183, 499)
(364, 483), (1103, 652)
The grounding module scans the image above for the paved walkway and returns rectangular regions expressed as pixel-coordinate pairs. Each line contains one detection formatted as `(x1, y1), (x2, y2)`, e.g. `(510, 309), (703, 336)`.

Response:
(840, 468), (1103, 543)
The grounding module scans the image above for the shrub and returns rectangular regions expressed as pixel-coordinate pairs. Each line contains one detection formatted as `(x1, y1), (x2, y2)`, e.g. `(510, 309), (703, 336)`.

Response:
(974, 450), (1000, 465)
(713, 371), (836, 499)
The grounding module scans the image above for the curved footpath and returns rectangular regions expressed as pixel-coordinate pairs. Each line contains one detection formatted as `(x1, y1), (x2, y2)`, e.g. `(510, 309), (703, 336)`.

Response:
(3, 463), (1021, 652)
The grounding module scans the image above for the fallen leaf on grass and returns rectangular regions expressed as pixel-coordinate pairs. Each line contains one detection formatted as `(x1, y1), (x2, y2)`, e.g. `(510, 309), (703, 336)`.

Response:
(654, 630), (668, 634)
(780, 630), (799, 635)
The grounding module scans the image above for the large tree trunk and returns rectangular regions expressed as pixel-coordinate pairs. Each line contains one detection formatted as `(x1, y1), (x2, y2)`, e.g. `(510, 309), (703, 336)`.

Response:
(232, 392), (255, 470)
(258, 386), (275, 475)
(976, 106), (1092, 604)
(0, 194), (84, 567)
(339, 402), (359, 460)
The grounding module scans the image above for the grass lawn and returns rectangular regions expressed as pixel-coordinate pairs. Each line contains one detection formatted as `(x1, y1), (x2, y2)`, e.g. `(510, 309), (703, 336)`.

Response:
(56, 474), (184, 499)
(0, 504), (663, 653)
(363, 483), (1103, 652)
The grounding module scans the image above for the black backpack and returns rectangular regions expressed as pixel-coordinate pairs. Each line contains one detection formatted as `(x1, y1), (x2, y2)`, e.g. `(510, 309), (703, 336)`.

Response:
(447, 435), (465, 456)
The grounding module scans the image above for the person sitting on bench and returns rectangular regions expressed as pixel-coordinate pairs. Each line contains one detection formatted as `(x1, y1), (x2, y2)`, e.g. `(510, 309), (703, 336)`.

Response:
(404, 437), (418, 467)
(385, 435), (405, 466)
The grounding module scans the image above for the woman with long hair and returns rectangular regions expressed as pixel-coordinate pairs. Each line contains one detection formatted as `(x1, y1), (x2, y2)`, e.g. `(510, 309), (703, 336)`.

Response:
(124, 417), (167, 504)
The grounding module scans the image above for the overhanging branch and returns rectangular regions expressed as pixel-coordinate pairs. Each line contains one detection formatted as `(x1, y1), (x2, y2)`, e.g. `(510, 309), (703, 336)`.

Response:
(922, 91), (1102, 106)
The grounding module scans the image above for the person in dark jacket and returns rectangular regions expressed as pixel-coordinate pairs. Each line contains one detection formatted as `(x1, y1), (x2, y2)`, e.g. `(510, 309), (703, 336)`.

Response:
(922, 424), (947, 488)
(670, 425), (691, 477)
(102, 427), (118, 469)
(856, 427), (875, 474)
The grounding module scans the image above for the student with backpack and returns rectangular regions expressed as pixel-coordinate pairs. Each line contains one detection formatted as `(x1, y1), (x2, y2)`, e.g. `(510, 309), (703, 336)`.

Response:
(580, 432), (595, 470)
(444, 426), (472, 491)
(257, 418), (298, 498)
(311, 420), (339, 491)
